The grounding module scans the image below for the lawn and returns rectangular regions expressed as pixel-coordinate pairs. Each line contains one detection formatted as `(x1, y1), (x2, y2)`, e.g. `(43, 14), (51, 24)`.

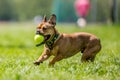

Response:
(0, 22), (120, 80)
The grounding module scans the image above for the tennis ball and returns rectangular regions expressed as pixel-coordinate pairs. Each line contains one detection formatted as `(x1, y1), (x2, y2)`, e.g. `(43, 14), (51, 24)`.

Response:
(34, 35), (44, 44)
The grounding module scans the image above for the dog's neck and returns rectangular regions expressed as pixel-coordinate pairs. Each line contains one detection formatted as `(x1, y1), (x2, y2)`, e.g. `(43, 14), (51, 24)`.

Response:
(45, 32), (60, 50)
(45, 28), (60, 50)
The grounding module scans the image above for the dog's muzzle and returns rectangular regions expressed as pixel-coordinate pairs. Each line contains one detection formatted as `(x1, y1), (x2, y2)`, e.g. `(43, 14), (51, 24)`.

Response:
(36, 30), (41, 35)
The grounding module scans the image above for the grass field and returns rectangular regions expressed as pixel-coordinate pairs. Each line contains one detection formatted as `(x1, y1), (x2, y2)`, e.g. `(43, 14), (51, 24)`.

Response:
(0, 22), (120, 80)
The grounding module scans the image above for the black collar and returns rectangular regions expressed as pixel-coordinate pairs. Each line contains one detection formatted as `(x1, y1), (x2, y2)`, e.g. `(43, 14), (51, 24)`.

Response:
(45, 34), (59, 50)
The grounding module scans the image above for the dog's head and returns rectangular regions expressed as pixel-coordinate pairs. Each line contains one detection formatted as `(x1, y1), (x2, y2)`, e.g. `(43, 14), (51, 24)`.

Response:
(36, 14), (57, 42)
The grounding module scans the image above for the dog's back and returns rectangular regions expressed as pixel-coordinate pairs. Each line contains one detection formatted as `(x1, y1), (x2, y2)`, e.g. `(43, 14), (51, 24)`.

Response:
(54, 32), (101, 59)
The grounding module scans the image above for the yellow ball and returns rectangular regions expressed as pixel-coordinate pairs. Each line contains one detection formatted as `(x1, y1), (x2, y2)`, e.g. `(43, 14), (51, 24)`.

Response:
(34, 35), (44, 44)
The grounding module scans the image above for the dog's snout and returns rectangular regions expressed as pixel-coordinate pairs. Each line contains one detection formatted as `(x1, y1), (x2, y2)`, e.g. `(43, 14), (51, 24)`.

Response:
(36, 30), (41, 34)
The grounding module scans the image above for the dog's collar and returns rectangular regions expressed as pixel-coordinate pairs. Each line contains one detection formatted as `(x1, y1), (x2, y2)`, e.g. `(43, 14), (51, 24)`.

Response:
(45, 33), (60, 50)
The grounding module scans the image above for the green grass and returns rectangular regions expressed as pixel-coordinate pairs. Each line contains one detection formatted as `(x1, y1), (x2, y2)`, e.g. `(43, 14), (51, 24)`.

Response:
(0, 22), (120, 80)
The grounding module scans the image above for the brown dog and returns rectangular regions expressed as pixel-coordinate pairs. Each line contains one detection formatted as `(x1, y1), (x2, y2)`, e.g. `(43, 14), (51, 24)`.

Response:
(34, 14), (101, 66)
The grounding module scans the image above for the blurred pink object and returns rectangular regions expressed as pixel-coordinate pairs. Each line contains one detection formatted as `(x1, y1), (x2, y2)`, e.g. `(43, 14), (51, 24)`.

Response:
(74, 0), (90, 17)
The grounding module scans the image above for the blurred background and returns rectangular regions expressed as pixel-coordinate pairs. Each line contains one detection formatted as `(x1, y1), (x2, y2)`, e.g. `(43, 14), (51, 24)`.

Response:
(0, 1), (120, 80)
(0, 0), (119, 24)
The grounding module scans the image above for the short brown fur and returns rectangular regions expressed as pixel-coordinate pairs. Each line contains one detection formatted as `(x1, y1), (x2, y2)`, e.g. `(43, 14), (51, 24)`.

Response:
(34, 14), (101, 66)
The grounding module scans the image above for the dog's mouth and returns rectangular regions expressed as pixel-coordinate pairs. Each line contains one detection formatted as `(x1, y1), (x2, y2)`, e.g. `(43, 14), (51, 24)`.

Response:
(44, 34), (51, 41)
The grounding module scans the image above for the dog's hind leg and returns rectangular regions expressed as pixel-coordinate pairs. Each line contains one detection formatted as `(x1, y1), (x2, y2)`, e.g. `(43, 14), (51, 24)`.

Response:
(81, 46), (99, 62)
(81, 40), (101, 62)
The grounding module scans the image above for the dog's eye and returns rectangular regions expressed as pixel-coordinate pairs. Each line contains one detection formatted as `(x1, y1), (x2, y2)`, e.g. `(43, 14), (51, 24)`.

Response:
(43, 27), (47, 30)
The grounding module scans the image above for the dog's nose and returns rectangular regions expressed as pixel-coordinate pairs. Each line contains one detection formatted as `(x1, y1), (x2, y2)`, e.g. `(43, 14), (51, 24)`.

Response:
(36, 30), (41, 34)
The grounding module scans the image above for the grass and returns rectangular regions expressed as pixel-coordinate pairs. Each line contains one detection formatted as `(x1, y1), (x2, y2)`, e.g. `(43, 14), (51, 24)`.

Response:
(0, 22), (120, 80)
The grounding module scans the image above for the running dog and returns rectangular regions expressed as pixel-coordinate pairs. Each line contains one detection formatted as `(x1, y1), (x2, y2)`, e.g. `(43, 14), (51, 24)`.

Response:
(34, 14), (101, 66)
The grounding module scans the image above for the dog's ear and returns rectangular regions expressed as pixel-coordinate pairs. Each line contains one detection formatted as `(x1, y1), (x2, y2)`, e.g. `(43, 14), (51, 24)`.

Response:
(48, 14), (56, 26)
(43, 15), (47, 22)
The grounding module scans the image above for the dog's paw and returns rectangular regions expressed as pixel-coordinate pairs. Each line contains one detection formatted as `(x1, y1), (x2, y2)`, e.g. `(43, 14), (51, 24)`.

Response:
(34, 61), (43, 65)
(33, 61), (40, 65)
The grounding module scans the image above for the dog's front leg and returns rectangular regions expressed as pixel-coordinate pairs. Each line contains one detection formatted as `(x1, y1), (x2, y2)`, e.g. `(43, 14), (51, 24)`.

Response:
(49, 54), (63, 66)
(34, 53), (50, 65)
(34, 48), (50, 65)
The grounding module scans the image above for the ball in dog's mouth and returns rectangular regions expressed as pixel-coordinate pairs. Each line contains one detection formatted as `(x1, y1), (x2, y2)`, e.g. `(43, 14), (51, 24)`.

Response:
(34, 35), (44, 44)
(35, 34), (51, 47)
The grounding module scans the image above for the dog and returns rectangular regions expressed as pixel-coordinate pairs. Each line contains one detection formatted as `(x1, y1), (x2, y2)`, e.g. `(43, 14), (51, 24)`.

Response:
(34, 14), (101, 66)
